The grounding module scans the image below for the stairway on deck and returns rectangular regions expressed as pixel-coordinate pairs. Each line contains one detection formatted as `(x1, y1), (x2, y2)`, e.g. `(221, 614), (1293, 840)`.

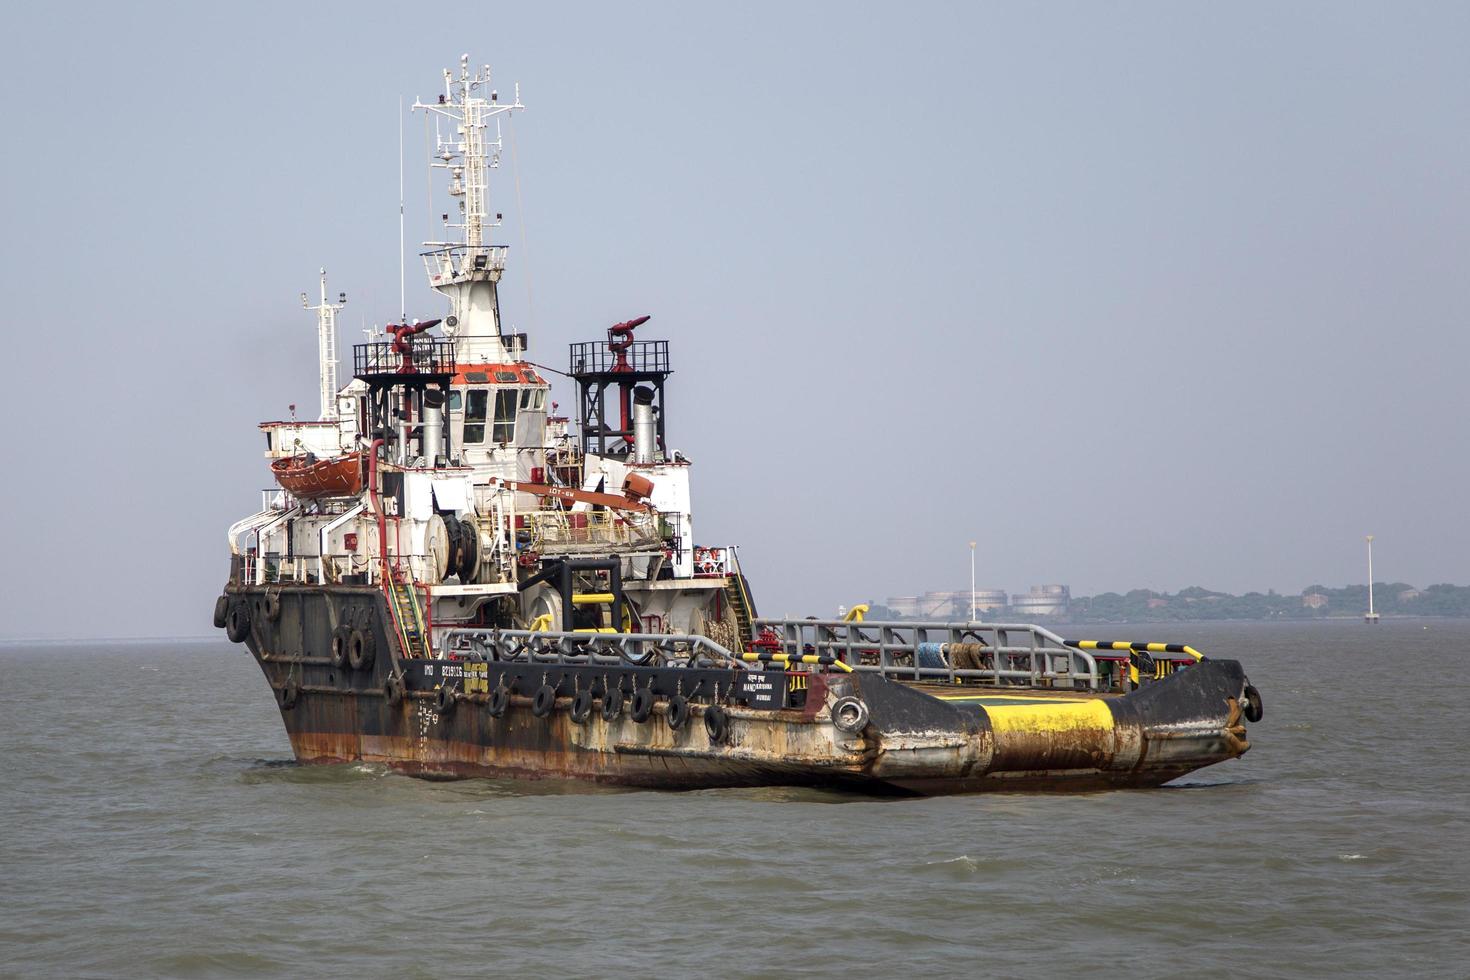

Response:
(723, 552), (759, 648)
(389, 580), (431, 658)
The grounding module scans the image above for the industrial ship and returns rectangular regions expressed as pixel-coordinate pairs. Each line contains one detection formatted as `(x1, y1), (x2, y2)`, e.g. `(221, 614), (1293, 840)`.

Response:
(214, 57), (1264, 793)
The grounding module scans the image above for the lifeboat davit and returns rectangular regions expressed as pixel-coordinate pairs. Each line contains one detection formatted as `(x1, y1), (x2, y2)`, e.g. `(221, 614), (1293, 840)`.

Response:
(270, 452), (364, 499)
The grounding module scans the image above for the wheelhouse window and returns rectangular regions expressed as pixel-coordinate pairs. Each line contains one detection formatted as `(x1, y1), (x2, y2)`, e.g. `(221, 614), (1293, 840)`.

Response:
(464, 390), (487, 443)
(447, 391), (462, 412)
(492, 389), (517, 443)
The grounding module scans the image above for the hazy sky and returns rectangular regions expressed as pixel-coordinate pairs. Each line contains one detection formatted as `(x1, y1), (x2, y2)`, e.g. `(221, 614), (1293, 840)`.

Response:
(2, 2), (1466, 639)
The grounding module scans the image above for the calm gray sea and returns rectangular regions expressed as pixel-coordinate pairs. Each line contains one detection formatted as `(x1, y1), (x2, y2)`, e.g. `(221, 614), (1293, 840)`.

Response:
(1, 620), (1466, 978)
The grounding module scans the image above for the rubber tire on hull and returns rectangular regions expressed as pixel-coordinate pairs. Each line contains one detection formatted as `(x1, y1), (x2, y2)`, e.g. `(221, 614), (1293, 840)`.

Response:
(330, 627), (350, 668)
(830, 696), (869, 734)
(532, 684), (557, 718)
(666, 695), (690, 731)
(383, 673), (405, 706)
(487, 686), (510, 717)
(1243, 684), (1264, 723)
(225, 601), (251, 644)
(347, 628), (375, 671)
(212, 595), (230, 629)
(264, 592), (281, 622)
(704, 704), (729, 744)
(600, 688), (623, 721)
(277, 678), (300, 710)
(436, 684), (457, 715)
(629, 688), (655, 724)
(570, 689), (594, 724)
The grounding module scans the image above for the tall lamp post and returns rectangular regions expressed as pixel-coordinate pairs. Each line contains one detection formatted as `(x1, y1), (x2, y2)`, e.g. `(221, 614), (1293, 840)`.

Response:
(969, 540), (977, 623)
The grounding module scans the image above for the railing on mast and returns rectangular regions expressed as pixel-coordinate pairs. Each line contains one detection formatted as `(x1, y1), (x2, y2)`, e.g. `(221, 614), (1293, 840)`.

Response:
(421, 245), (509, 285)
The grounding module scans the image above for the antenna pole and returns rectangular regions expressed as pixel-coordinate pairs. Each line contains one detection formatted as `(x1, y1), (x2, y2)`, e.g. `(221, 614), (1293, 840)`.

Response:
(302, 270), (347, 420)
(399, 96), (406, 324)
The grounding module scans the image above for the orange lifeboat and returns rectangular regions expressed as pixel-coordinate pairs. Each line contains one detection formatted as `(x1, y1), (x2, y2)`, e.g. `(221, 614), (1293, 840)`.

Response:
(270, 452), (364, 499)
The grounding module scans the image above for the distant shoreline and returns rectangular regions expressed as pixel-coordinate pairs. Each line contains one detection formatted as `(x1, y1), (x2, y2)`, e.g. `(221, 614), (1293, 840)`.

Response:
(872, 582), (1470, 624)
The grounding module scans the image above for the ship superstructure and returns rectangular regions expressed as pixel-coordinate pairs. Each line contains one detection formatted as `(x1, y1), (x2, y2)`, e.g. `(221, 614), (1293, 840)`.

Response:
(234, 57), (735, 655)
(214, 57), (1263, 793)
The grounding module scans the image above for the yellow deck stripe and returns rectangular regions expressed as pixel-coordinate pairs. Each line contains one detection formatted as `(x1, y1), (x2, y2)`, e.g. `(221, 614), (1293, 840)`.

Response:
(936, 693), (1102, 703)
(983, 698), (1115, 735)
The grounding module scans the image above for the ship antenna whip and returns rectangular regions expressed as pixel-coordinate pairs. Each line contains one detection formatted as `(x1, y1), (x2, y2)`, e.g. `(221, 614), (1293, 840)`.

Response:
(507, 107), (537, 335)
(398, 95), (407, 324)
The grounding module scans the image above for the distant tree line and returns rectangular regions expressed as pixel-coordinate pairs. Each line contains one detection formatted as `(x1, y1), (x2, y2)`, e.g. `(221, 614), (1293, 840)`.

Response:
(864, 583), (1470, 623)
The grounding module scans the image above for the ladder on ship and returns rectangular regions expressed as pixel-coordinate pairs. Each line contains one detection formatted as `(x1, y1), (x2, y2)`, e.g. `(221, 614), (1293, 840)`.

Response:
(387, 570), (431, 659)
(723, 548), (759, 647)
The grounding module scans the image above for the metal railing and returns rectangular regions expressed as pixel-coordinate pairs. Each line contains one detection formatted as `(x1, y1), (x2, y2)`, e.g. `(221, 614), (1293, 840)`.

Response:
(568, 339), (670, 375)
(752, 618), (1105, 691)
(353, 338), (457, 377)
(439, 628), (741, 668)
(525, 509), (662, 551)
(422, 244), (508, 283)
(692, 545), (734, 577)
(234, 550), (431, 588)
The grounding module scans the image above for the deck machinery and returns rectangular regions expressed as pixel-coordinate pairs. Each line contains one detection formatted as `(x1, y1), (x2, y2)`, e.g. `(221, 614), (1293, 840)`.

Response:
(213, 57), (1263, 793)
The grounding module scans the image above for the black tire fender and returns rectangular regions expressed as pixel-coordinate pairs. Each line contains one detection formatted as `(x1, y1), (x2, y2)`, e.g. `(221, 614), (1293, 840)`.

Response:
(830, 696), (869, 734)
(629, 687), (655, 723)
(666, 694), (690, 731)
(347, 629), (375, 671)
(487, 686), (510, 717)
(704, 704), (729, 744)
(329, 627), (350, 668)
(212, 595), (230, 630)
(570, 689), (594, 724)
(600, 687), (624, 721)
(225, 600), (251, 644)
(1242, 684), (1264, 723)
(532, 684), (557, 718)
(277, 677), (300, 710)
(263, 592), (282, 622)
(435, 683), (457, 715)
(383, 673), (405, 706)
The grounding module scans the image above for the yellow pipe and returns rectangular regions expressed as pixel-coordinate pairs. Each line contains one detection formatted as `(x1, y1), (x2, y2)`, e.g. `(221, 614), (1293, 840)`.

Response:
(571, 592), (615, 605)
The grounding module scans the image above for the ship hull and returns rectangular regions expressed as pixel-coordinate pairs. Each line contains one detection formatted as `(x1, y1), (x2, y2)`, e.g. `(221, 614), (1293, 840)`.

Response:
(226, 584), (1251, 795)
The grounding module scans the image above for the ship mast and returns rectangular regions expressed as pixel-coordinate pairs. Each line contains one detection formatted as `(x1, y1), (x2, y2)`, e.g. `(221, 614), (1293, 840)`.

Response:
(413, 55), (524, 364)
(301, 269), (347, 420)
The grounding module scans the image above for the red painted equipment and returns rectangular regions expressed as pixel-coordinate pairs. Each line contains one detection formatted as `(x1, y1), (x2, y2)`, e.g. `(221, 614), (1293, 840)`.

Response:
(608, 315), (650, 436)
(386, 319), (442, 372)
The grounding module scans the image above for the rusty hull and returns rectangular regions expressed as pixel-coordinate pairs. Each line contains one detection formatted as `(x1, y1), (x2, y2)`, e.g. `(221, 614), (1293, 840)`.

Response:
(229, 585), (1252, 795)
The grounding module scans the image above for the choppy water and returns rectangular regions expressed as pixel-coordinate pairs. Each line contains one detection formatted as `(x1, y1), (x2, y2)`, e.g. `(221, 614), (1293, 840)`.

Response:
(1, 620), (1466, 978)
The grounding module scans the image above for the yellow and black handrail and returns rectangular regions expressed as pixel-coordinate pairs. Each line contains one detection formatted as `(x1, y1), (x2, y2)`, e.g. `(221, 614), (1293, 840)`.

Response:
(738, 651), (854, 674)
(1064, 639), (1204, 684)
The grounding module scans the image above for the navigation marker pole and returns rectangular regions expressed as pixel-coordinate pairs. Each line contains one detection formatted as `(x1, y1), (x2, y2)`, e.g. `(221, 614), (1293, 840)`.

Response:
(969, 541), (977, 623)
(1365, 535), (1380, 624)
